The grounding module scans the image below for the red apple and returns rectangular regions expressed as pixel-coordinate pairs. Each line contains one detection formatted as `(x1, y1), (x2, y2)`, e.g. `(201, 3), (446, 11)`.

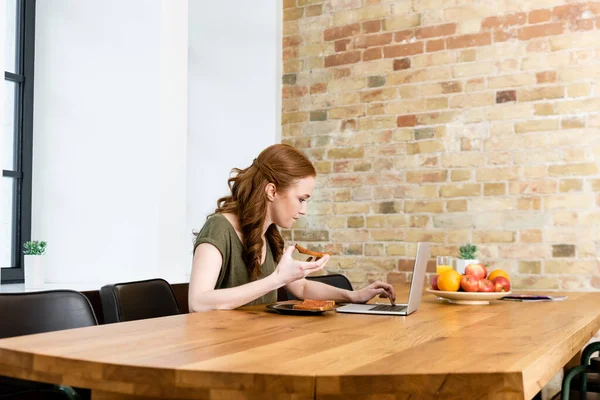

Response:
(492, 276), (511, 292)
(431, 275), (439, 290)
(465, 263), (488, 280)
(460, 275), (480, 292)
(478, 279), (495, 292)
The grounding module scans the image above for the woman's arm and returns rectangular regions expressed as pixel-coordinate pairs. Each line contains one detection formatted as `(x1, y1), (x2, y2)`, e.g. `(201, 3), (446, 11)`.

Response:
(285, 279), (353, 302)
(285, 279), (397, 305)
(189, 244), (329, 312)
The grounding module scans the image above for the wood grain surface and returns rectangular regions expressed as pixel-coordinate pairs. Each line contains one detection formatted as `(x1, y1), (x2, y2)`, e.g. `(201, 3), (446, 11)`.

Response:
(0, 287), (598, 400)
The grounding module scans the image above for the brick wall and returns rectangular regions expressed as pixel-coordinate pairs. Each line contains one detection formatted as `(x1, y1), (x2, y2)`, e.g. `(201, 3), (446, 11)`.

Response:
(281, 0), (600, 290)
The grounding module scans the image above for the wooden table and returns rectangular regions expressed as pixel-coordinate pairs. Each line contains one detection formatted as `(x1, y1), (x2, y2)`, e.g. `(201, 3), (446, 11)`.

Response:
(0, 289), (599, 400)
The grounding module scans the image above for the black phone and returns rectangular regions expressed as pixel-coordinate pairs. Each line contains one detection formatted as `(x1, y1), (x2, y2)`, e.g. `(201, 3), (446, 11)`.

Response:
(502, 295), (567, 302)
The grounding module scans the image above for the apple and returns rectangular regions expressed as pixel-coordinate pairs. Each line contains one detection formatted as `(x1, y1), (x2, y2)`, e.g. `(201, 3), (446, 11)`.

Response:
(478, 279), (495, 292)
(465, 263), (488, 280)
(431, 275), (439, 290)
(460, 275), (480, 292)
(492, 276), (511, 292)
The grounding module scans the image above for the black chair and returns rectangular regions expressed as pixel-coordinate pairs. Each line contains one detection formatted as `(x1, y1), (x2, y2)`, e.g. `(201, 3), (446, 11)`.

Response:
(277, 274), (353, 301)
(0, 290), (98, 400)
(100, 278), (180, 323)
(561, 342), (600, 400)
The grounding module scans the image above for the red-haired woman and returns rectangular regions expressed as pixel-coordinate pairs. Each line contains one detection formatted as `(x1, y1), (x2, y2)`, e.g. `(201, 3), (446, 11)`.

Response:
(189, 144), (395, 312)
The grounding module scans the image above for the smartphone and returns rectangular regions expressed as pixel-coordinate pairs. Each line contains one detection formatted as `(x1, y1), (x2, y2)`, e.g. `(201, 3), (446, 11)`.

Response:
(502, 294), (567, 302)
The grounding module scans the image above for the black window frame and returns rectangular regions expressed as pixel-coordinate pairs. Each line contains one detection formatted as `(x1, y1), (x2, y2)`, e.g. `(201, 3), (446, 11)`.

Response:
(2, 0), (36, 283)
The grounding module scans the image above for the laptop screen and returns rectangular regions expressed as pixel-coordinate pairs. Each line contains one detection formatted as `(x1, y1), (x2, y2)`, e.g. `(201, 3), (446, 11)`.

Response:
(406, 242), (432, 314)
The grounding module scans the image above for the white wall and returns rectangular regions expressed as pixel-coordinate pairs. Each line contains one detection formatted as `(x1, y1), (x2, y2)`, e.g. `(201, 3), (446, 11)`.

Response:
(33, 0), (187, 283)
(186, 1), (281, 252)
(29, 1), (280, 284)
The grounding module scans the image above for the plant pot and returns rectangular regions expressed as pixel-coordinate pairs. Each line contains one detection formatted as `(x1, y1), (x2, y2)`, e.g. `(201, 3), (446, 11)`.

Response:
(455, 259), (478, 274)
(24, 255), (44, 289)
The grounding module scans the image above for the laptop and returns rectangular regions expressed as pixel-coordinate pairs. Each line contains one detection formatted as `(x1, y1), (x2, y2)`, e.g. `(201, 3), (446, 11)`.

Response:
(335, 242), (431, 316)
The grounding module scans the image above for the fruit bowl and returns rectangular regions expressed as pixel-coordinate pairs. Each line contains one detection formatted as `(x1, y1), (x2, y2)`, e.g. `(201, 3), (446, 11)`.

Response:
(426, 288), (511, 305)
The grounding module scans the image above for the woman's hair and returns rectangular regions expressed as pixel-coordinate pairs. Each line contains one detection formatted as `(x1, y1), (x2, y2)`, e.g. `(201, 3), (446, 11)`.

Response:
(213, 144), (316, 279)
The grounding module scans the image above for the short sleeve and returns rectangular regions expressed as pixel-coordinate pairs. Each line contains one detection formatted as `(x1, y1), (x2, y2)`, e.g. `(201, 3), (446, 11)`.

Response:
(193, 215), (232, 262)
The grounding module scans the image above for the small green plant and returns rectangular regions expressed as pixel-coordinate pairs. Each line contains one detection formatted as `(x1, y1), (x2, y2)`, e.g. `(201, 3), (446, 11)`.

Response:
(458, 243), (477, 260)
(23, 240), (47, 256)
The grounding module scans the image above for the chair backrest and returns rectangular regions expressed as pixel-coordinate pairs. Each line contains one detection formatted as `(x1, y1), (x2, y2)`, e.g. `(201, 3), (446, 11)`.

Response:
(277, 274), (353, 301)
(100, 278), (180, 323)
(0, 290), (98, 339)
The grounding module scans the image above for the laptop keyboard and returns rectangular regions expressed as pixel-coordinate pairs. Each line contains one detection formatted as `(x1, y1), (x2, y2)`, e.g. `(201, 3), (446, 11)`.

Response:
(369, 305), (407, 312)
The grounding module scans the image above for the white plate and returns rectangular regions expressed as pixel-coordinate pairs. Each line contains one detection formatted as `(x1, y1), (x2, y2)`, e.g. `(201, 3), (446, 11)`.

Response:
(426, 288), (511, 305)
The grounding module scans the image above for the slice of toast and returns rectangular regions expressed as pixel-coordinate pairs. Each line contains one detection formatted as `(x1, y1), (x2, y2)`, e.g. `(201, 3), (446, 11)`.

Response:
(293, 299), (335, 311)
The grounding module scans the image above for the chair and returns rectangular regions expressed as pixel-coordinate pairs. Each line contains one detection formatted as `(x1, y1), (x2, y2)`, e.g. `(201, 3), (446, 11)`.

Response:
(100, 278), (180, 323)
(0, 290), (98, 400)
(561, 342), (600, 400)
(277, 274), (353, 301)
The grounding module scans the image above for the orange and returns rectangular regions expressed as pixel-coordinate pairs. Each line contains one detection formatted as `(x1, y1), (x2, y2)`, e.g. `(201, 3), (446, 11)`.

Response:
(437, 270), (462, 292)
(487, 269), (510, 282)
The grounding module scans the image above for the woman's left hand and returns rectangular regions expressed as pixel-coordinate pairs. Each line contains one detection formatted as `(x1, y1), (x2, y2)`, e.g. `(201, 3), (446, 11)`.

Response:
(350, 281), (396, 305)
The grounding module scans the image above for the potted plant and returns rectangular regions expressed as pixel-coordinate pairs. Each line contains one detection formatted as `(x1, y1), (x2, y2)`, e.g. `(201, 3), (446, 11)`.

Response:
(23, 240), (47, 289)
(456, 243), (478, 274)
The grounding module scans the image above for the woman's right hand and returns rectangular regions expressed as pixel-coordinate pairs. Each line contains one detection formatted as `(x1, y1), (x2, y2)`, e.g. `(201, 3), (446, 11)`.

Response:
(272, 245), (330, 286)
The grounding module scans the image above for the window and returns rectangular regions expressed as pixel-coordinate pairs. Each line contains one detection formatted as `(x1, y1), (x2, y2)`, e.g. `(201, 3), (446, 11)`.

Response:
(2, 0), (35, 283)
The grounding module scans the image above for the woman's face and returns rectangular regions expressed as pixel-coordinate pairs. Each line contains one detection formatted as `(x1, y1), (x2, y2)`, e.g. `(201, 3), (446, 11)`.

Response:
(268, 176), (316, 229)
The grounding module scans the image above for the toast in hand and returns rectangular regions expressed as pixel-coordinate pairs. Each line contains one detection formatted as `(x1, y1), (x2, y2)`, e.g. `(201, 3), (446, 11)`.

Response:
(295, 244), (330, 259)
(293, 299), (335, 311)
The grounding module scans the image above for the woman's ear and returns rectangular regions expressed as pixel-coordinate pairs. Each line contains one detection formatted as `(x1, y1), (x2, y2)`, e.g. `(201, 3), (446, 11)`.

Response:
(265, 183), (276, 201)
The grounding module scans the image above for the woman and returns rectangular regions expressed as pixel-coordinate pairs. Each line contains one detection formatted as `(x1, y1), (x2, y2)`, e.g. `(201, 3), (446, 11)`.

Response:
(188, 144), (396, 312)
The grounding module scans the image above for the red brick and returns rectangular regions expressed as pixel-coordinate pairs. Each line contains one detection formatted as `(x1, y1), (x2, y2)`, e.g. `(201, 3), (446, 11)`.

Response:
(341, 119), (357, 131)
(282, 86), (308, 99)
(446, 33), (491, 49)
(493, 30), (517, 43)
(536, 71), (556, 84)
(383, 42), (424, 58)
(362, 47), (382, 61)
(415, 23), (456, 39)
(397, 115), (417, 127)
(335, 38), (352, 52)
(528, 9), (551, 24)
(355, 33), (393, 48)
(283, 47), (297, 61)
(553, 3), (588, 21)
(393, 58), (411, 70)
(518, 23), (564, 40)
(362, 20), (382, 33)
(283, 35), (302, 48)
(324, 51), (361, 67)
(310, 83), (327, 94)
(426, 39), (445, 52)
(496, 90), (516, 103)
(482, 12), (526, 29)
(394, 29), (415, 42)
(324, 23), (361, 41)
(572, 19), (594, 31)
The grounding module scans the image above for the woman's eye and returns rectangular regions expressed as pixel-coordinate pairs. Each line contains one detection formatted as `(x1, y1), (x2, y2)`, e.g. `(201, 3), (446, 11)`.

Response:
(299, 198), (306, 203)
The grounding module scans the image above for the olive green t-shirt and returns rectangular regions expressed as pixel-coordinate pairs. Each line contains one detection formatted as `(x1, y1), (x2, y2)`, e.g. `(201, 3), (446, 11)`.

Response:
(193, 214), (277, 306)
